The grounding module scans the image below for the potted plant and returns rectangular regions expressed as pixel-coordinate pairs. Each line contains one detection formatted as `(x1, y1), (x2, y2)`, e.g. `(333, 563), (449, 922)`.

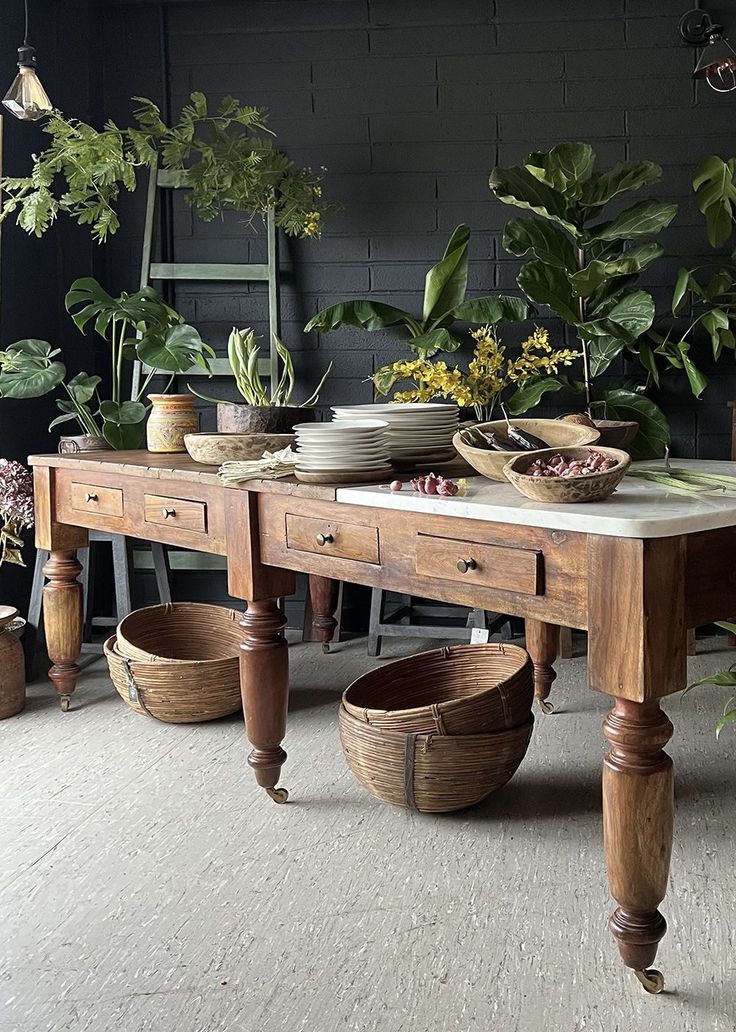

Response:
(489, 142), (679, 457)
(189, 328), (332, 434)
(0, 92), (330, 243)
(0, 459), (34, 719)
(0, 278), (214, 451)
(305, 224), (529, 361)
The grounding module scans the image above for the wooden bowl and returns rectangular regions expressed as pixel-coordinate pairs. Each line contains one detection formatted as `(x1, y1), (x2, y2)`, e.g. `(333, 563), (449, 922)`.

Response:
(593, 419), (639, 451)
(184, 432), (294, 465)
(453, 418), (600, 482)
(503, 447), (631, 504)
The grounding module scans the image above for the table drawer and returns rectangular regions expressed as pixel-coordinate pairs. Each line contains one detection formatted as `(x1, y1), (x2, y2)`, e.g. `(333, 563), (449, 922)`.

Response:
(415, 534), (543, 596)
(285, 513), (379, 564)
(70, 481), (124, 518)
(144, 494), (207, 534)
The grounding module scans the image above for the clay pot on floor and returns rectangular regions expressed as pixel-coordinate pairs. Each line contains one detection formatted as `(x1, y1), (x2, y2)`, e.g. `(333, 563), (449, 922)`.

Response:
(0, 606), (25, 719)
(216, 403), (315, 435)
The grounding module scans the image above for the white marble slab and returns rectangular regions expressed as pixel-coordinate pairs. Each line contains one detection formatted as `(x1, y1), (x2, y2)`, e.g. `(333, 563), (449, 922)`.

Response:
(336, 460), (736, 539)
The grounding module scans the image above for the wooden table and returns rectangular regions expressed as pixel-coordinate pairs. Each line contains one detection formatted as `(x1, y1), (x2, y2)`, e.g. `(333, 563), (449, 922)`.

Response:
(29, 451), (736, 994)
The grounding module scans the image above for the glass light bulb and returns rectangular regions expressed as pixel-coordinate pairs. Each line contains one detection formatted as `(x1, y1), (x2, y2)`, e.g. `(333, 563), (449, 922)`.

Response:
(2, 65), (52, 121)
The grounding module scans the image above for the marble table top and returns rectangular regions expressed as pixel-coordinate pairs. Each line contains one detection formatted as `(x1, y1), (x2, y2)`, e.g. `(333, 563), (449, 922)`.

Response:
(337, 460), (736, 539)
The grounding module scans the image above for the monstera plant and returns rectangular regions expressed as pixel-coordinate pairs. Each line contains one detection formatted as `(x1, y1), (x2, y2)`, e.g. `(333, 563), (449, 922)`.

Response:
(305, 224), (529, 384)
(489, 142), (678, 457)
(0, 278), (213, 449)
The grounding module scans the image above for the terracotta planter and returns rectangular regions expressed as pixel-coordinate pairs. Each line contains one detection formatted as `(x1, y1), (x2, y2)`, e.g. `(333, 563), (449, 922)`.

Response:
(58, 435), (111, 454)
(0, 606), (25, 719)
(147, 394), (199, 453)
(216, 403), (315, 435)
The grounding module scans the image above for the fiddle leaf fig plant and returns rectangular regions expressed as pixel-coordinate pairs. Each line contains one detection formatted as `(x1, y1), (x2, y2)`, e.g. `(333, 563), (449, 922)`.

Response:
(0, 278), (214, 449)
(305, 224), (530, 362)
(490, 142), (678, 457)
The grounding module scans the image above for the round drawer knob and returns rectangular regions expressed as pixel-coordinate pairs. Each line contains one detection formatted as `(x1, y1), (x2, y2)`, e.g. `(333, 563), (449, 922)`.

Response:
(163, 508), (176, 519)
(456, 558), (477, 574)
(316, 533), (334, 547)
(85, 493), (98, 502)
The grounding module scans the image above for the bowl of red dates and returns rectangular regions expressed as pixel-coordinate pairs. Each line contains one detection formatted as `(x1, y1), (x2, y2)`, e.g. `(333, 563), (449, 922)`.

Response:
(503, 446), (631, 504)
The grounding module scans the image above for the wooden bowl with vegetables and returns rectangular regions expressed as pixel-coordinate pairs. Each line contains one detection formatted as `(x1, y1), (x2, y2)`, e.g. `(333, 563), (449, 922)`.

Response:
(453, 418), (600, 482)
(503, 447), (630, 503)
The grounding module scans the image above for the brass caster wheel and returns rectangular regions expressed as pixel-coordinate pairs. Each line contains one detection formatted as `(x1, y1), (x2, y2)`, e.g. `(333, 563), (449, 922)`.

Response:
(635, 969), (665, 995)
(60, 695), (71, 713)
(266, 787), (289, 805)
(538, 698), (554, 715)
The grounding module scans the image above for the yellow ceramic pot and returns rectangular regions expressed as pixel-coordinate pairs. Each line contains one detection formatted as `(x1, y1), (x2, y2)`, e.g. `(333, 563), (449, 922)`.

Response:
(147, 394), (198, 453)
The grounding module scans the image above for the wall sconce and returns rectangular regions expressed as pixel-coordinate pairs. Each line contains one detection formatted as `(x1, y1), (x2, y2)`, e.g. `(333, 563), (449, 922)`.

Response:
(680, 7), (736, 92)
(2, 0), (53, 121)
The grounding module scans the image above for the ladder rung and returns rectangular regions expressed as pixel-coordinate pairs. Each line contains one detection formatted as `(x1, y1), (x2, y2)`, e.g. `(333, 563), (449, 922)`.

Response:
(144, 357), (272, 378)
(150, 262), (270, 282)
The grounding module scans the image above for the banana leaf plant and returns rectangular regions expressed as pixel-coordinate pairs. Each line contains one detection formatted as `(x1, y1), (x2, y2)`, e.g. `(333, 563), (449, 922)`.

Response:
(489, 142), (678, 458)
(304, 224), (530, 393)
(0, 278), (213, 449)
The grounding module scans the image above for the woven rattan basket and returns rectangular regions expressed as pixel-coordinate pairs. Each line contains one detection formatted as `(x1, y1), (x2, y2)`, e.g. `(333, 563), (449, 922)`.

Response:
(342, 642), (533, 735)
(105, 602), (243, 723)
(339, 706), (533, 813)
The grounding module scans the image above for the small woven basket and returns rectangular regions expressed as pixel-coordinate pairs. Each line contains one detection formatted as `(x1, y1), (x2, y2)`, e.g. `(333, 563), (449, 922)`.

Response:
(342, 642), (533, 735)
(339, 706), (533, 813)
(105, 602), (243, 723)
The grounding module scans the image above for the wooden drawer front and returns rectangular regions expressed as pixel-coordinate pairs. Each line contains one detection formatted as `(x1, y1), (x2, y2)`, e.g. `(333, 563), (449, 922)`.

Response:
(285, 513), (379, 564)
(70, 481), (124, 518)
(415, 534), (543, 596)
(144, 494), (207, 534)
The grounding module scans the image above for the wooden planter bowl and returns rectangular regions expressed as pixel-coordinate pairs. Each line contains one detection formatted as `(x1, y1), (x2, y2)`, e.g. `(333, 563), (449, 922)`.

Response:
(106, 602), (243, 722)
(343, 642), (533, 735)
(503, 446), (631, 504)
(453, 418), (600, 482)
(339, 706), (534, 813)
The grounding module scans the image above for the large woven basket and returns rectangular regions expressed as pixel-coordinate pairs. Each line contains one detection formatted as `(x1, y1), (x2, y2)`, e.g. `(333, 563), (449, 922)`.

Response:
(342, 642), (533, 735)
(339, 706), (533, 813)
(105, 602), (243, 723)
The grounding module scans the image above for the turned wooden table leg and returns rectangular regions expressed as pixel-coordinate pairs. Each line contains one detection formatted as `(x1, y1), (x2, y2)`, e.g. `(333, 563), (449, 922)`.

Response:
(240, 599), (290, 804)
(42, 549), (83, 712)
(525, 619), (559, 714)
(603, 698), (674, 995)
(308, 575), (340, 652)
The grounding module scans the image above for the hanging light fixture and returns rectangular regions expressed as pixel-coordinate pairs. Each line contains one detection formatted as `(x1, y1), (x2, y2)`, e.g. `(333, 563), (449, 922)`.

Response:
(2, 0), (53, 121)
(679, 8), (736, 93)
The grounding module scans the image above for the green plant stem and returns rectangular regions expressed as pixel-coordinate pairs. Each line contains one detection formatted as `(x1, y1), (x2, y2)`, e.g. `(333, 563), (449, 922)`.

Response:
(62, 383), (101, 436)
(576, 245), (592, 414)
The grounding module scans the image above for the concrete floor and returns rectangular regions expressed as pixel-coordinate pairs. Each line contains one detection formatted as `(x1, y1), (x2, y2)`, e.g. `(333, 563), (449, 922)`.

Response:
(1, 633), (735, 1032)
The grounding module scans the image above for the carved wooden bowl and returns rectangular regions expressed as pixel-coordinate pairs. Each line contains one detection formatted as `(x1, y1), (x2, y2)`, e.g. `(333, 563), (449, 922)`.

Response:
(503, 447), (631, 504)
(453, 418), (600, 482)
(184, 432), (294, 465)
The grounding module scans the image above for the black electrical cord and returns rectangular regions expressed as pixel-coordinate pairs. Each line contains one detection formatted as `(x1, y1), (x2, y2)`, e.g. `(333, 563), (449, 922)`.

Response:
(23, 0), (29, 45)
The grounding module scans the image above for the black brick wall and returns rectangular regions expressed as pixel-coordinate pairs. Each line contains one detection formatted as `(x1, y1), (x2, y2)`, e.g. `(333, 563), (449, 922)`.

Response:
(100, 0), (736, 461)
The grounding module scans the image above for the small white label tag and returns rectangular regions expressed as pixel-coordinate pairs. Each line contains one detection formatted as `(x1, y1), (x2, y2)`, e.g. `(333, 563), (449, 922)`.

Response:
(470, 627), (490, 645)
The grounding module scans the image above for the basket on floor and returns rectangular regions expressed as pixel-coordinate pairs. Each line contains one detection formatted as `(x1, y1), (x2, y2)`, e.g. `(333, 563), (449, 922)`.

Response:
(342, 642), (533, 735)
(339, 706), (533, 813)
(105, 602), (243, 723)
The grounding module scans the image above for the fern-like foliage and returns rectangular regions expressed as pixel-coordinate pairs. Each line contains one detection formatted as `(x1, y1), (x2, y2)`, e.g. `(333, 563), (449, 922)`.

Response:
(0, 93), (331, 243)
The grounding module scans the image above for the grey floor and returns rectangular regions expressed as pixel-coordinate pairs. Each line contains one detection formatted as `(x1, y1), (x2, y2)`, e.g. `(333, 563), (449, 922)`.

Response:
(1, 633), (735, 1032)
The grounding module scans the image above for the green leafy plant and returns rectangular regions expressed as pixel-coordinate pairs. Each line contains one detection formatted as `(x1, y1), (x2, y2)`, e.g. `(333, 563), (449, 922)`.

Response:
(692, 155), (736, 248)
(189, 327), (331, 408)
(688, 622), (736, 738)
(0, 92), (330, 243)
(0, 278), (213, 449)
(305, 225), (529, 375)
(489, 142), (678, 457)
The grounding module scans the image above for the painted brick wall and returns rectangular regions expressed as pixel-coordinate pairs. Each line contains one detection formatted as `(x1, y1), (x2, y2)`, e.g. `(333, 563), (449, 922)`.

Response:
(101, 0), (736, 463)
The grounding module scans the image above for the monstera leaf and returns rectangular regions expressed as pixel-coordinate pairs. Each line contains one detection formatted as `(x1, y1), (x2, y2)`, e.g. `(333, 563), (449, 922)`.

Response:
(502, 217), (577, 271)
(99, 400), (147, 450)
(579, 160), (662, 208)
(66, 371), (101, 405)
(692, 155), (736, 248)
(65, 278), (175, 336)
(305, 300), (415, 334)
(525, 142), (595, 196)
(137, 323), (214, 373)
(422, 223), (470, 322)
(0, 339), (66, 398)
(489, 165), (579, 236)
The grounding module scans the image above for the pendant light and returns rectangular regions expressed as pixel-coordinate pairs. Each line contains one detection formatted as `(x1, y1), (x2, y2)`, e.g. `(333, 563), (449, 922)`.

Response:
(2, 0), (53, 121)
(679, 7), (736, 93)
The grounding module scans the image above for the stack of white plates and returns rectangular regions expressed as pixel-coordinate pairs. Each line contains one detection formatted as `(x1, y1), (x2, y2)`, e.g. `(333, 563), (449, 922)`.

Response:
(294, 419), (392, 482)
(332, 403), (459, 466)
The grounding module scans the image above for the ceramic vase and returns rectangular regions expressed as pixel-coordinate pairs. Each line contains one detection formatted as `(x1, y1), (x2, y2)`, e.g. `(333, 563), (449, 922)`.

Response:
(147, 394), (198, 453)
